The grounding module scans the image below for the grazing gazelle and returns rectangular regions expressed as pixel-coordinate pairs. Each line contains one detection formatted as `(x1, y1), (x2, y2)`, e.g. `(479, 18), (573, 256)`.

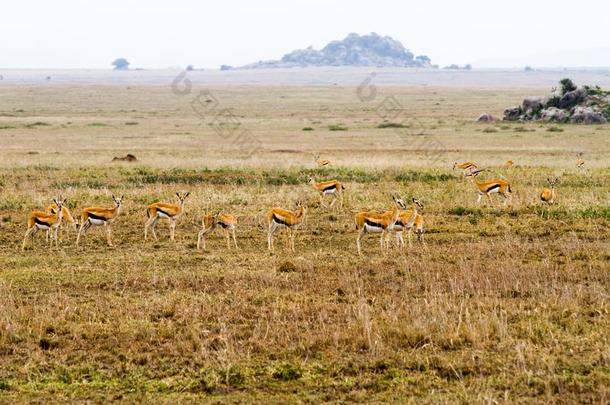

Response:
(197, 212), (238, 250)
(540, 177), (559, 205)
(465, 169), (513, 206)
(76, 195), (124, 247)
(505, 160), (514, 169)
(576, 158), (585, 168)
(354, 204), (400, 256)
(144, 192), (190, 241)
(308, 177), (344, 208)
(22, 197), (66, 250)
(388, 196), (425, 248)
(47, 202), (79, 241)
(267, 201), (306, 252)
(315, 155), (331, 167)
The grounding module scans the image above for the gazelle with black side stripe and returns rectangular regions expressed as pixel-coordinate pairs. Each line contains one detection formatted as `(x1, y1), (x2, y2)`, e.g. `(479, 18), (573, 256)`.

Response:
(354, 203), (400, 256)
(540, 177), (558, 205)
(144, 192), (190, 241)
(465, 169), (512, 206)
(76, 195), (123, 247)
(267, 201), (306, 252)
(47, 202), (80, 242)
(308, 177), (344, 208)
(453, 161), (478, 172)
(197, 212), (238, 251)
(22, 197), (65, 250)
(389, 196), (425, 248)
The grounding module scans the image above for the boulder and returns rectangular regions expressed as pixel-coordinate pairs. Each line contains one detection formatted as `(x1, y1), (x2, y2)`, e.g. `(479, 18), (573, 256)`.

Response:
(570, 106), (607, 124)
(476, 113), (497, 123)
(558, 88), (586, 109)
(522, 97), (543, 115)
(540, 107), (569, 123)
(503, 106), (522, 121)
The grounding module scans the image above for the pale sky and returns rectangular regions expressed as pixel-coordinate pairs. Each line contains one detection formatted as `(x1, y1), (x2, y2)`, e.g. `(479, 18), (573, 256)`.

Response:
(2, 0), (609, 69)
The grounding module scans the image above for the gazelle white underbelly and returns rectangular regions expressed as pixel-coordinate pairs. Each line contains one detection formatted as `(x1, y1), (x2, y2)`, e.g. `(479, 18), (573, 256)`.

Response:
(35, 223), (51, 230)
(323, 189), (336, 195)
(89, 218), (105, 225)
(157, 211), (172, 219)
(364, 223), (384, 233)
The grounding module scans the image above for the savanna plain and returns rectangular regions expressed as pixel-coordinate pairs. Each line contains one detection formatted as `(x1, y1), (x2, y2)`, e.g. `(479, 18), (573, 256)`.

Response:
(0, 73), (609, 403)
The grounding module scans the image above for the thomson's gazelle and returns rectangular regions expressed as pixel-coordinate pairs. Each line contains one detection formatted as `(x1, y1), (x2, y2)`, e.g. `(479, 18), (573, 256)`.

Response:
(267, 201), (306, 251)
(308, 177), (344, 208)
(144, 192), (190, 241)
(76, 195), (124, 247)
(453, 161), (478, 172)
(47, 202), (79, 242)
(197, 212), (238, 250)
(315, 155), (331, 167)
(22, 197), (66, 250)
(354, 203), (400, 256)
(465, 169), (513, 206)
(389, 197), (424, 248)
(540, 177), (558, 205)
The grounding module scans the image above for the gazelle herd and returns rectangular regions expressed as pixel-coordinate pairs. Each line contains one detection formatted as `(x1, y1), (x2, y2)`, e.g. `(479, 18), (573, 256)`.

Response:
(20, 159), (568, 255)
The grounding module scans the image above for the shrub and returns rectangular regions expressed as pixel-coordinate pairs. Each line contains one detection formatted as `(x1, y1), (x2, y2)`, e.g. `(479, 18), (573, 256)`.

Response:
(482, 127), (498, 133)
(559, 78), (576, 95)
(377, 122), (407, 129)
(302, 127), (314, 131)
(547, 126), (564, 132)
(328, 123), (348, 131)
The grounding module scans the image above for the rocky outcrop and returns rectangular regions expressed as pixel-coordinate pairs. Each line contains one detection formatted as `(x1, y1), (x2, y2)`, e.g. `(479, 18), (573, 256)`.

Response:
(501, 80), (610, 124)
(570, 106), (607, 124)
(238, 33), (435, 69)
(540, 107), (569, 123)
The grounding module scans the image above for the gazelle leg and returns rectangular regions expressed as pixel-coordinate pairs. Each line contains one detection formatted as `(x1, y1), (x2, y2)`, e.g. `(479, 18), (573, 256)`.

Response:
(76, 221), (87, 246)
(105, 223), (113, 246)
(22, 227), (35, 250)
(476, 194), (482, 204)
(408, 228), (413, 247)
(224, 229), (230, 249)
(144, 216), (155, 240)
(197, 227), (211, 250)
(267, 223), (277, 251)
(169, 220), (176, 241)
(356, 229), (366, 256)
(151, 218), (159, 240)
(329, 194), (336, 208)
(53, 227), (60, 248)
(232, 228), (238, 249)
(487, 194), (494, 206)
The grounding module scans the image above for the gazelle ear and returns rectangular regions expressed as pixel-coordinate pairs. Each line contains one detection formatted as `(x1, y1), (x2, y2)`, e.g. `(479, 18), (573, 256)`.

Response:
(120, 195), (124, 200)
(185, 192), (190, 198)
(176, 192), (180, 198)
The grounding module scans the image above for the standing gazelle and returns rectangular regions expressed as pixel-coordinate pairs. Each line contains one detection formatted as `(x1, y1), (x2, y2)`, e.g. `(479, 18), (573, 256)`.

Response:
(76, 195), (123, 247)
(197, 212), (238, 251)
(267, 201), (306, 252)
(465, 169), (513, 206)
(47, 202), (79, 241)
(388, 196), (425, 248)
(354, 203), (400, 256)
(22, 197), (65, 250)
(308, 177), (344, 208)
(144, 192), (190, 241)
(453, 161), (478, 172)
(540, 177), (559, 205)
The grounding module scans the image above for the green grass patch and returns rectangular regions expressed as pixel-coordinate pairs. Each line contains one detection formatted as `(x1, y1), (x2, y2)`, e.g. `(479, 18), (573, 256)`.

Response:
(88, 123), (108, 127)
(328, 123), (348, 131)
(301, 127), (314, 131)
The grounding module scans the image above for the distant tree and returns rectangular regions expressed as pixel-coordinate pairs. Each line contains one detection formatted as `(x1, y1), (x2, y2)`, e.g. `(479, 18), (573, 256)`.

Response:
(186, 65), (194, 71)
(524, 66), (533, 72)
(560, 78), (576, 95)
(220, 65), (234, 71)
(463, 64), (472, 70)
(112, 58), (130, 70)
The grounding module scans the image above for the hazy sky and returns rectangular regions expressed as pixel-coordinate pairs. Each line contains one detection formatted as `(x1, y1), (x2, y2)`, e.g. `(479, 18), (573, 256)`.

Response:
(2, 0), (609, 69)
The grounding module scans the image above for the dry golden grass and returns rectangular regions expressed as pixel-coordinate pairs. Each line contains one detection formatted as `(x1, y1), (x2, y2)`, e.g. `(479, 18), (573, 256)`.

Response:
(0, 83), (609, 402)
